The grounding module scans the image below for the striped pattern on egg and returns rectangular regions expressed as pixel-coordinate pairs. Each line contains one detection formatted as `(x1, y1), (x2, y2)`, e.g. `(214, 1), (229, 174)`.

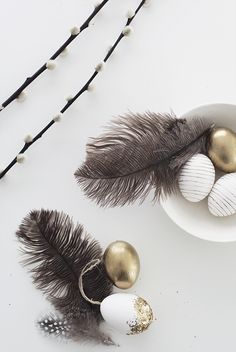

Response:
(208, 173), (236, 217)
(178, 154), (215, 202)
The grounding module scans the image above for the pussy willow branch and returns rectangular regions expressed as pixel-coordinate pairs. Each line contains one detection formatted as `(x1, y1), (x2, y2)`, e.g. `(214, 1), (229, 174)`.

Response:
(0, 0), (146, 180)
(0, 0), (110, 112)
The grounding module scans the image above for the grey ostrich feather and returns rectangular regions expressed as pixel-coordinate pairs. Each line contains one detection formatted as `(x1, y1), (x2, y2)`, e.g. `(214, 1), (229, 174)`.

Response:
(16, 209), (114, 345)
(75, 112), (213, 207)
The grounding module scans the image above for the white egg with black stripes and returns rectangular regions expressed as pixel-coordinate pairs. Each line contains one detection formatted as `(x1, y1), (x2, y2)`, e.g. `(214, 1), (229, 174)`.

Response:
(208, 173), (236, 217)
(178, 153), (215, 202)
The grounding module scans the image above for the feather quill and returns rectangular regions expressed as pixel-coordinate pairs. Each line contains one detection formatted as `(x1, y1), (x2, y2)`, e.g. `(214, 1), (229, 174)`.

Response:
(16, 209), (114, 344)
(75, 112), (213, 207)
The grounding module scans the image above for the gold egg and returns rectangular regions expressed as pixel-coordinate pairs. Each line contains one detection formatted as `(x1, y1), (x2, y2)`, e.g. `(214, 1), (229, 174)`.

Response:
(208, 127), (236, 173)
(103, 241), (140, 289)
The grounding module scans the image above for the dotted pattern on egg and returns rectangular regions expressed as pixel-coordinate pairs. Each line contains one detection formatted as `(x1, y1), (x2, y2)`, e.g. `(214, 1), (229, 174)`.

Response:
(178, 154), (215, 202)
(208, 173), (236, 217)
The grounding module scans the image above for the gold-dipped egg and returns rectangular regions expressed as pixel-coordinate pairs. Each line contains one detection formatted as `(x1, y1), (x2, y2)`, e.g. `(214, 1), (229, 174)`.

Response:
(103, 241), (140, 289)
(100, 293), (153, 335)
(208, 127), (236, 172)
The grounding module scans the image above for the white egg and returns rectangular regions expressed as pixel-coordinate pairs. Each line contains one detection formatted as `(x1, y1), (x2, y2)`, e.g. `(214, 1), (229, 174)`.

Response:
(178, 154), (215, 202)
(208, 173), (236, 217)
(100, 293), (153, 335)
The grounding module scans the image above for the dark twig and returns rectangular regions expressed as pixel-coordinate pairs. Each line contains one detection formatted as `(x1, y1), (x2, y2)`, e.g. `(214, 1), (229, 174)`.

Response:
(0, 0), (110, 112)
(0, 0), (147, 179)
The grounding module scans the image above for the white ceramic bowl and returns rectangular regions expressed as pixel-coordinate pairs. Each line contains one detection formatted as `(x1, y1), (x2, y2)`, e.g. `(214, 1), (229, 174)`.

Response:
(161, 104), (236, 242)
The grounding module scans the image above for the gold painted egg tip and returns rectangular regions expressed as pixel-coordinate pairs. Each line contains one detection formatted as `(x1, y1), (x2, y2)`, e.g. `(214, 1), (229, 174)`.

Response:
(127, 297), (154, 335)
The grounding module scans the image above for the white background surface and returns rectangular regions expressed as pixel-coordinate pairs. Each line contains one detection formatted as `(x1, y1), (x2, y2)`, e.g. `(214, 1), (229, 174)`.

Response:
(0, 0), (236, 351)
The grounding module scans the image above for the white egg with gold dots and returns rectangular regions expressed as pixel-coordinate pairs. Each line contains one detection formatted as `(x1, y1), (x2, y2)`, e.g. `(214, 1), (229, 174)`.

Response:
(100, 293), (153, 335)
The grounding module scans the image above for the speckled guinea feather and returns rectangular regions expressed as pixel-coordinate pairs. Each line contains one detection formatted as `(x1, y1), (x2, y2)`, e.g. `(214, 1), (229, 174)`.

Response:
(38, 313), (115, 345)
(75, 112), (213, 206)
(16, 209), (114, 344)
